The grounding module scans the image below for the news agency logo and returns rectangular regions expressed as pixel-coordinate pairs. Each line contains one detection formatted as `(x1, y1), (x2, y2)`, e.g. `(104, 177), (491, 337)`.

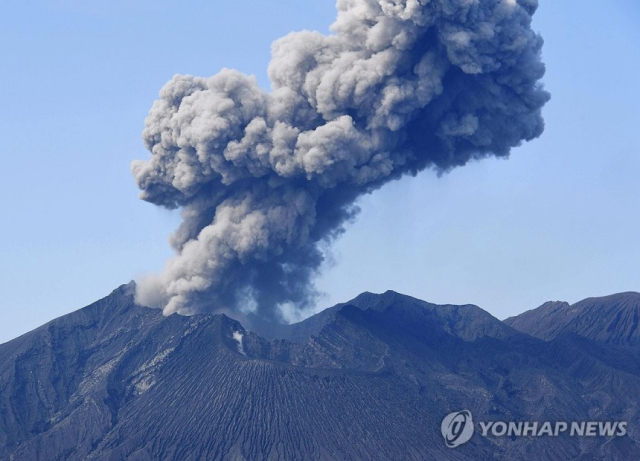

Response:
(441, 410), (628, 449)
(441, 410), (475, 448)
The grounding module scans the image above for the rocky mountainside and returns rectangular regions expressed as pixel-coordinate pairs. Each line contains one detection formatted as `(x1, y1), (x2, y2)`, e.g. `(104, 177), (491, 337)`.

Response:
(505, 292), (640, 346)
(1, 285), (639, 460)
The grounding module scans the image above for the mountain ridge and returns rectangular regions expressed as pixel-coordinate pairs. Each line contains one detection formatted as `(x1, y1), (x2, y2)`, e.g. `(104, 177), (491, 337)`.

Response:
(1, 285), (639, 460)
(505, 291), (640, 346)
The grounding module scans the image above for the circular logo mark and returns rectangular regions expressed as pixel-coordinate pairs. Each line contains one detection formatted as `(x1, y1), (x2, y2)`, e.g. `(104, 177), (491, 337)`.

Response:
(441, 410), (474, 448)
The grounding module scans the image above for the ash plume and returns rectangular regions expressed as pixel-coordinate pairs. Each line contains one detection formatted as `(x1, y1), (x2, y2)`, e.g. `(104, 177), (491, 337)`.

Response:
(132, 0), (549, 321)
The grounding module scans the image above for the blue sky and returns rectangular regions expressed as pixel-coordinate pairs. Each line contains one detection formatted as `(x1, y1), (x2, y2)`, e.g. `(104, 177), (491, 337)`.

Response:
(1, 0), (638, 343)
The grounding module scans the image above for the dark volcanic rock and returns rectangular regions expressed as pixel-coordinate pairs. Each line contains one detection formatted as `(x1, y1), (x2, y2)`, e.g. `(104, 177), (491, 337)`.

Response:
(1, 286), (639, 460)
(505, 292), (640, 346)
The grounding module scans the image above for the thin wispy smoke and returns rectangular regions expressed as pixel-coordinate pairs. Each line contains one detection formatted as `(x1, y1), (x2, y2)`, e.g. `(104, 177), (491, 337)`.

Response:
(132, 0), (549, 321)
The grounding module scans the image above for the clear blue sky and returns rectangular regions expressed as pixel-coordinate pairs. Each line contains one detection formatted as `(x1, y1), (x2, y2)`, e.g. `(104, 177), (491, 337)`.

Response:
(1, 0), (638, 344)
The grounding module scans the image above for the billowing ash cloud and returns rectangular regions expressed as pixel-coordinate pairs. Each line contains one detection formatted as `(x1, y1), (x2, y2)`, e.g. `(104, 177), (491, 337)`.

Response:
(132, 0), (549, 320)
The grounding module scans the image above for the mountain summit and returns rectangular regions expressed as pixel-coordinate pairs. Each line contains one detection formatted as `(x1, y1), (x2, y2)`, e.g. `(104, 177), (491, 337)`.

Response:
(1, 286), (639, 460)
(505, 292), (640, 346)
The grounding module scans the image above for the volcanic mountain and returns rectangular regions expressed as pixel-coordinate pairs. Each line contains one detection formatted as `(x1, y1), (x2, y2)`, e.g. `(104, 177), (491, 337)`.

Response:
(1, 285), (639, 460)
(505, 292), (640, 346)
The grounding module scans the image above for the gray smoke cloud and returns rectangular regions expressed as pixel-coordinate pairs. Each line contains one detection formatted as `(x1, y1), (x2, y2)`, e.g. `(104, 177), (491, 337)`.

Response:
(132, 0), (549, 321)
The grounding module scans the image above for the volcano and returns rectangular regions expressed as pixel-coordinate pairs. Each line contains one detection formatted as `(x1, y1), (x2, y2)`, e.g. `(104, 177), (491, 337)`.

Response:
(1, 284), (639, 460)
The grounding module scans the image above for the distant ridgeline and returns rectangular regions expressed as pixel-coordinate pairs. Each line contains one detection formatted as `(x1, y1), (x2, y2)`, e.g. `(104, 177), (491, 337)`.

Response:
(1, 284), (639, 460)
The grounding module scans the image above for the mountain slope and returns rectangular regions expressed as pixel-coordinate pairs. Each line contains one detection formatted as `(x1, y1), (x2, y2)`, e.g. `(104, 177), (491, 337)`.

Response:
(505, 292), (640, 346)
(1, 286), (639, 460)
(248, 290), (518, 343)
